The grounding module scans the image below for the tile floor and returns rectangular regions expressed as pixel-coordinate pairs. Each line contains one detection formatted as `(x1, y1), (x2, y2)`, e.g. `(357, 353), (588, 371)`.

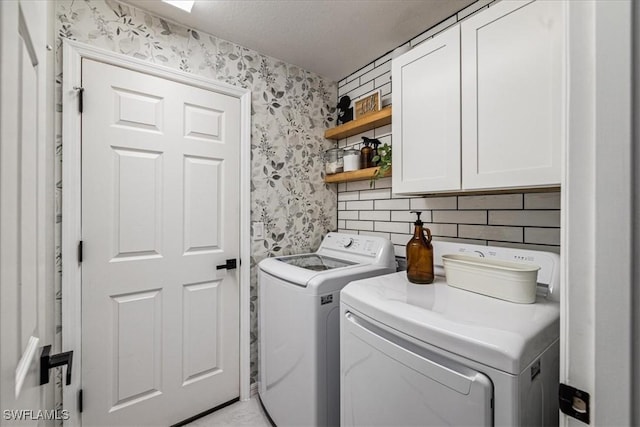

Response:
(186, 397), (272, 427)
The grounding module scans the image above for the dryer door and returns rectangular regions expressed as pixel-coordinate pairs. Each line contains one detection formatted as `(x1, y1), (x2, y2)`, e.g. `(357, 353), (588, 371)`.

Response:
(341, 309), (494, 426)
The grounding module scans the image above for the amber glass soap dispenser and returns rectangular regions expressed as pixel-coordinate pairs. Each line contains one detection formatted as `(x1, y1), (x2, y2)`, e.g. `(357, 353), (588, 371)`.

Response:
(406, 211), (434, 284)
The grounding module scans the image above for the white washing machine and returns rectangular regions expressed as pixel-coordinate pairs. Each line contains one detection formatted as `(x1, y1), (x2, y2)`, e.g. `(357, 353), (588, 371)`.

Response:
(341, 241), (561, 427)
(258, 232), (396, 427)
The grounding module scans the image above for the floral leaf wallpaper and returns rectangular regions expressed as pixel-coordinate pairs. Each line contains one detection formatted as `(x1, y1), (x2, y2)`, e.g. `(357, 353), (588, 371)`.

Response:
(54, 0), (337, 414)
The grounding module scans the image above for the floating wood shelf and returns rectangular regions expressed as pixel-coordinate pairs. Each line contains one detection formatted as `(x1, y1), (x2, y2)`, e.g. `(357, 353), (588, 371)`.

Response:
(325, 167), (392, 184)
(324, 107), (392, 140)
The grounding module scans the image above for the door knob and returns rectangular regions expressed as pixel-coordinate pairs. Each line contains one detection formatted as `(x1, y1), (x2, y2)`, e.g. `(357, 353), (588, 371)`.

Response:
(216, 259), (237, 270)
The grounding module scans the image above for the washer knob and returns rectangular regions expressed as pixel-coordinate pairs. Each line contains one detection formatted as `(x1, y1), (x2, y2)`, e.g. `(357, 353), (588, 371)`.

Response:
(344, 238), (354, 248)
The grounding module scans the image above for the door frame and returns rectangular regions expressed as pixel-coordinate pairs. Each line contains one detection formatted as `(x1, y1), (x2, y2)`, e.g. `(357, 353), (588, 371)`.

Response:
(561, 1), (634, 425)
(61, 39), (252, 424)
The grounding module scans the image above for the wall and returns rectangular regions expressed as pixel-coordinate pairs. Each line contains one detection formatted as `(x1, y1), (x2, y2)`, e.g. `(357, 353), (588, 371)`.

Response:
(334, 0), (561, 258)
(53, 0), (337, 401)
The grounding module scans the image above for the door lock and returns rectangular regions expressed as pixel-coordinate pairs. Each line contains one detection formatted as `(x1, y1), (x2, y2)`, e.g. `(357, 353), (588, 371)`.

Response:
(216, 259), (237, 270)
(40, 345), (73, 386)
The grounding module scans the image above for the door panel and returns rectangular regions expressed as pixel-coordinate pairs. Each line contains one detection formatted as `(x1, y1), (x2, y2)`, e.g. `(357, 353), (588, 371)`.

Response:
(183, 156), (223, 253)
(461, 0), (563, 189)
(81, 59), (240, 426)
(392, 25), (461, 194)
(112, 147), (163, 260)
(1, 0), (54, 421)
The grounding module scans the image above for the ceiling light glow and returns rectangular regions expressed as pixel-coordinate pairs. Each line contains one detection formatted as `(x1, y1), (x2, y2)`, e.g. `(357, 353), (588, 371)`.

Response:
(161, 0), (195, 13)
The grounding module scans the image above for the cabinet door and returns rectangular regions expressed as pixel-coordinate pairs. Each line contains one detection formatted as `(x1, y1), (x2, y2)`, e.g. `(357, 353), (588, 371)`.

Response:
(392, 25), (461, 194)
(461, 0), (564, 190)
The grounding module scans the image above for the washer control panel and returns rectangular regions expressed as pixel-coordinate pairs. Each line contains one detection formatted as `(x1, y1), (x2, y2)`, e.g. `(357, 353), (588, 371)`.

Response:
(320, 233), (382, 257)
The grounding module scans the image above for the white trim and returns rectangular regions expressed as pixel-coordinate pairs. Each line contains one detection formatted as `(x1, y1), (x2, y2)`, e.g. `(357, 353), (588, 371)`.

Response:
(561, 2), (633, 425)
(61, 40), (252, 425)
(239, 90), (252, 402)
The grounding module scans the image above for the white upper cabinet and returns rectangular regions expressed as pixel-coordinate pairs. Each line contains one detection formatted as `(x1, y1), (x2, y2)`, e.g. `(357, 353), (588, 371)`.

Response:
(392, 25), (461, 194)
(392, 0), (564, 194)
(461, 0), (564, 190)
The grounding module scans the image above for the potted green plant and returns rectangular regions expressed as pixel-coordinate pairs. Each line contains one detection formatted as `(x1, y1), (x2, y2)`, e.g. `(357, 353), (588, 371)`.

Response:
(370, 142), (391, 188)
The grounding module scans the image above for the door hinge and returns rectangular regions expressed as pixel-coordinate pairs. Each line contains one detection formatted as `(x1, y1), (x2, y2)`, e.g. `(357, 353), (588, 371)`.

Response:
(559, 383), (590, 424)
(78, 241), (83, 263)
(73, 86), (84, 113)
(78, 389), (83, 413)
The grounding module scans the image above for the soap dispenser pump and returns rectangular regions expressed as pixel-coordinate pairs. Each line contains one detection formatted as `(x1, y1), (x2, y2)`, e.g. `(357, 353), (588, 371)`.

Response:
(406, 211), (434, 284)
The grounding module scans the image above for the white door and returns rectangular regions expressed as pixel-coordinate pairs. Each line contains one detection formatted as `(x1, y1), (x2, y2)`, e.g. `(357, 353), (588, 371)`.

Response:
(392, 25), (461, 194)
(81, 59), (240, 426)
(461, 0), (564, 190)
(0, 0), (55, 423)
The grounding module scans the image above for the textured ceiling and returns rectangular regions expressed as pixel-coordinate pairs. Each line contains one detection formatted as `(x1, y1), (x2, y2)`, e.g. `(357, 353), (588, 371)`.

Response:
(120, 0), (475, 81)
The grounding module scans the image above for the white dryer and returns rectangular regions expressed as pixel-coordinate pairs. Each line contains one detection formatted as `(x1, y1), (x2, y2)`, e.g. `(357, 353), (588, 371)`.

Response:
(259, 232), (395, 427)
(341, 241), (560, 427)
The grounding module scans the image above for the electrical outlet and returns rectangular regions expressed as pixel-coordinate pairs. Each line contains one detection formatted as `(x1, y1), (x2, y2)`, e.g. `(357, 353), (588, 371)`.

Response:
(253, 222), (264, 241)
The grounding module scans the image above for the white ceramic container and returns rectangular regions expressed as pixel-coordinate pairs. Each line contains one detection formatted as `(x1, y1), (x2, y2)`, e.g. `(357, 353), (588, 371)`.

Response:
(343, 149), (360, 172)
(441, 254), (540, 304)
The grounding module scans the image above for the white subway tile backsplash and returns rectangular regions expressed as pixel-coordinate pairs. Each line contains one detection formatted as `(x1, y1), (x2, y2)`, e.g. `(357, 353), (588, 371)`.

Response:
(410, 196), (457, 210)
(345, 80), (375, 100)
(338, 191), (359, 201)
(360, 210), (391, 221)
(432, 210), (487, 224)
(391, 192), (413, 199)
(359, 230), (391, 239)
(524, 192), (561, 209)
(377, 134), (392, 146)
(391, 233), (412, 245)
(375, 221), (412, 234)
(459, 225), (523, 242)
(346, 129), (375, 145)
(458, 194), (522, 210)
(346, 180), (372, 192)
(374, 177), (392, 189)
(338, 229), (359, 235)
(375, 199), (410, 210)
(337, 78), (360, 97)
(346, 63), (374, 83)
(524, 227), (561, 245)
(424, 223), (458, 237)
(338, 210), (359, 220)
(381, 93), (392, 107)
(489, 210), (560, 227)
(345, 220), (374, 231)
(337, 201), (346, 210)
(374, 124), (392, 137)
(392, 210), (432, 223)
(374, 71), (391, 89)
(360, 188), (392, 200)
(337, 220), (345, 229)
(359, 61), (392, 85)
(346, 200), (373, 210)
(337, 183), (347, 192)
(379, 82), (392, 97)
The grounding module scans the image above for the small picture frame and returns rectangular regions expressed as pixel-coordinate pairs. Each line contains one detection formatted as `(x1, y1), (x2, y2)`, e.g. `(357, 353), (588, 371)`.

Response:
(354, 90), (381, 120)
